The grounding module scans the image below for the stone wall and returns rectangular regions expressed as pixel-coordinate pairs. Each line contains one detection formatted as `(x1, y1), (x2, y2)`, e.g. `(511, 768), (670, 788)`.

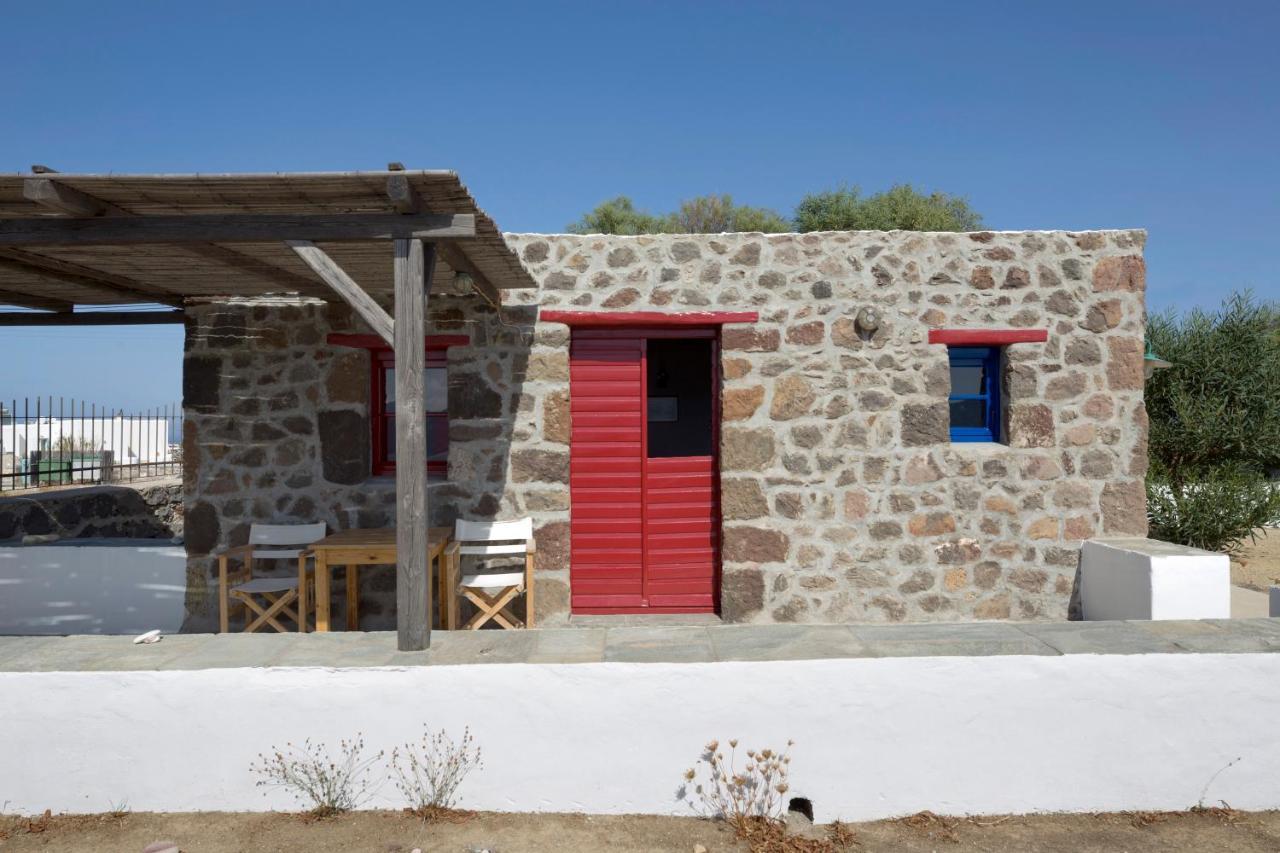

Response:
(0, 479), (182, 542)
(183, 228), (1148, 628)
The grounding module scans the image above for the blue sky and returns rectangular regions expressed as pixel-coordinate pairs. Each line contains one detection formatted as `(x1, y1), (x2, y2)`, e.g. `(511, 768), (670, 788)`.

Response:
(1, 1), (1275, 408)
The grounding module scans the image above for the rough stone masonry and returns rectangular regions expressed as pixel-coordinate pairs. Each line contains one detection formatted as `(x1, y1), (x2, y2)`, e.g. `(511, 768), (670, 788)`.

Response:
(182, 229), (1148, 629)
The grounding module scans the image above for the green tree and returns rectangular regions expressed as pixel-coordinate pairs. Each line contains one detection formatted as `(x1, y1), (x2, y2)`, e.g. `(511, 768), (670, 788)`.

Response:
(1145, 291), (1280, 553)
(668, 194), (791, 234)
(567, 196), (671, 235)
(794, 184), (983, 232)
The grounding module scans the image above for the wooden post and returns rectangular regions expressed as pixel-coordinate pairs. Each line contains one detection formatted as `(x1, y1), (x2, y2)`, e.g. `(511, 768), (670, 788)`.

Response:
(394, 238), (435, 651)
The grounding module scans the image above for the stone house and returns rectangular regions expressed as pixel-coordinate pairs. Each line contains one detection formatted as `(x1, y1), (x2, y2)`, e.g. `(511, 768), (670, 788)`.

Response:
(183, 227), (1148, 628)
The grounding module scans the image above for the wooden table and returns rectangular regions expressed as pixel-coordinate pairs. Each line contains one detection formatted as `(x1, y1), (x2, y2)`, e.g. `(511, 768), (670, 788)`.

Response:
(305, 527), (452, 632)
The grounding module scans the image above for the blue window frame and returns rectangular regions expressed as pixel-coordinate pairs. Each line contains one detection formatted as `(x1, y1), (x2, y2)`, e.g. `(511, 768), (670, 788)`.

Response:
(948, 346), (1001, 442)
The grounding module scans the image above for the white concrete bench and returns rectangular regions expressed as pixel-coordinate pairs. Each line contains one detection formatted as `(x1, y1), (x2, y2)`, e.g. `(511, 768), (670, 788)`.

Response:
(1080, 538), (1230, 621)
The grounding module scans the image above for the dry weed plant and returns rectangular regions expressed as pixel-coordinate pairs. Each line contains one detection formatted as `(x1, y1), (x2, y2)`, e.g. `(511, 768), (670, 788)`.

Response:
(250, 735), (383, 817)
(390, 725), (484, 817)
(682, 739), (793, 827)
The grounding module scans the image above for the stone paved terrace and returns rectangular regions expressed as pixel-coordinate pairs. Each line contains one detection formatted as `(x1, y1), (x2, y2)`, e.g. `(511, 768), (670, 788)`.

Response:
(3, 618), (1280, 672)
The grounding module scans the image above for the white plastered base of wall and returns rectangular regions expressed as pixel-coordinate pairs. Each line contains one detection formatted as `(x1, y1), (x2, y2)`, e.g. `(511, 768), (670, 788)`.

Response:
(3, 654), (1277, 821)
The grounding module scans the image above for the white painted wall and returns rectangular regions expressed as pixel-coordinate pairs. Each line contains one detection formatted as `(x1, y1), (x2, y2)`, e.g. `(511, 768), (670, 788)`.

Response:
(1080, 538), (1230, 620)
(3, 653), (1279, 820)
(0, 541), (187, 635)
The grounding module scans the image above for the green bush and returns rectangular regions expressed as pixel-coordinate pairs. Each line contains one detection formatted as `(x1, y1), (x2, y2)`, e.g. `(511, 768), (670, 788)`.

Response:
(1147, 465), (1280, 555)
(1145, 291), (1280, 553)
(793, 184), (982, 232)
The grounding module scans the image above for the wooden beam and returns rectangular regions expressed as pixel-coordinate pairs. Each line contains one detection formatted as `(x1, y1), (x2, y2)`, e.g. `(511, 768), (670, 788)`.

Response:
(0, 248), (185, 307)
(0, 310), (185, 326)
(0, 213), (476, 247)
(383, 177), (500, 303)
(386, 174), (420, 214)
(394, 238), (435, 652)
(23, 177), (111, 217)
(286, 240), (394, 345)
(23, 177), (335, 293)
(0, 287), (72, 313)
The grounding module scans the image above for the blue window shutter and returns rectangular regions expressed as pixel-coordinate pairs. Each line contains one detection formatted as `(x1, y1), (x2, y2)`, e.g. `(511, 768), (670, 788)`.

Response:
(947, 346), (1001, 442)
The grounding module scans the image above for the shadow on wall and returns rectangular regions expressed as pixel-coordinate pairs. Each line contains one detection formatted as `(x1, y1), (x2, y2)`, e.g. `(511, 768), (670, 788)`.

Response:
(179, 295), (536, 632)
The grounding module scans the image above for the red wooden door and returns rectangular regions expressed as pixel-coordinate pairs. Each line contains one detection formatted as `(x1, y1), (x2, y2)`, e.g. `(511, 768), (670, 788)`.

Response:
(569, 329), (719, 613)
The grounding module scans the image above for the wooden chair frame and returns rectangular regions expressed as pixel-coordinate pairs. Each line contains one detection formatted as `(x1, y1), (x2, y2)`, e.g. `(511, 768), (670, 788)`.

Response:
(216, 522), (327, 633)
(444, 518), (536, 630)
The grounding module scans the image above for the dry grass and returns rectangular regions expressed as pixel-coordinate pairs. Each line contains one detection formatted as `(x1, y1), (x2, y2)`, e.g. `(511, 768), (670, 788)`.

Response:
(730, 815), (859, 852)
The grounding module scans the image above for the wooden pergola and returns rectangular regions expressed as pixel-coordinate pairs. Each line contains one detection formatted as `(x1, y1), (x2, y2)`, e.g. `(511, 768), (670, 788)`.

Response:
(0, 168), (538, 650)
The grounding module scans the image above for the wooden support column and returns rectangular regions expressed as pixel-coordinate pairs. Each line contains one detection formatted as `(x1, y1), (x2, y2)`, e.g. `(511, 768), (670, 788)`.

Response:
(394, 238), (436, 651)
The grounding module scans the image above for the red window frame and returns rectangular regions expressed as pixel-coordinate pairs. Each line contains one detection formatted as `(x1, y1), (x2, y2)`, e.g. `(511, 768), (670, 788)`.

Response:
(327, 333), (469, 477)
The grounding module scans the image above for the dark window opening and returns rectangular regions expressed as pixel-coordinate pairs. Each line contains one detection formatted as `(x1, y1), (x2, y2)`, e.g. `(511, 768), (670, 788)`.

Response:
(371, 349), (450, 476)
(947, 345), (1001, 443)
(646, 338), (714, 458)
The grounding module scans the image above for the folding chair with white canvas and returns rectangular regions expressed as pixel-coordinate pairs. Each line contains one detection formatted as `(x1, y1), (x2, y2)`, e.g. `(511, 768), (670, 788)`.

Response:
(444, 517), (536, 630)
(217, 522), (328, 633)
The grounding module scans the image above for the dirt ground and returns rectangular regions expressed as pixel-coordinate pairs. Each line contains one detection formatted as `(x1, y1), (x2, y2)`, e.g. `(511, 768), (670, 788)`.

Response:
(1232, 526), (1280, 591)
(3, 808), (1279, 853)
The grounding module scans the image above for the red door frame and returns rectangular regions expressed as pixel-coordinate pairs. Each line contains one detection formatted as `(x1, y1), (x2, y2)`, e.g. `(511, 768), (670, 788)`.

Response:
(569, 325), (722, 614)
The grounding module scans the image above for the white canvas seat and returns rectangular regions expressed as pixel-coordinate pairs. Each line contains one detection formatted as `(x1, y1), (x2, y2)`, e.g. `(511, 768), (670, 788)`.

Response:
(217, 522), (327, 633)
(444, 517), (536, 630)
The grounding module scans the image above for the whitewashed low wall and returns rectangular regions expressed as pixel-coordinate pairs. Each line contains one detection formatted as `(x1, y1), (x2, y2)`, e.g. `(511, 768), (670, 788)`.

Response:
(1080, 538), (1230, 620)
(4, 653), (1279, 820)
(0, 540), (187, 635)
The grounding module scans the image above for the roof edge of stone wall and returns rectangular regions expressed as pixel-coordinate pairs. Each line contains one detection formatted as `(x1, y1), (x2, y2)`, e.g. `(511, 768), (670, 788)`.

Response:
(503, 228), (1148, 239)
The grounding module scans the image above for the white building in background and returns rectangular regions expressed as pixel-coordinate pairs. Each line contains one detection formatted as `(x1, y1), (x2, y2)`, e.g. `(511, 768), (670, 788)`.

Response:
(0, 415), (173, 483)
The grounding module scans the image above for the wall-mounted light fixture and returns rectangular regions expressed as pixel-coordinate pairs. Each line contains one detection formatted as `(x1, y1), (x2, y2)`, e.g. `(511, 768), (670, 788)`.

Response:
(855, 307), (881, 334)
(1143, 343), (1172, 380)
(451, 271), (475, 295)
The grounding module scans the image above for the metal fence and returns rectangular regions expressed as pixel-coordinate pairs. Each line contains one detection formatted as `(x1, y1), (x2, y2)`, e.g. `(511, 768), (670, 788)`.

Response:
(0, 398), (181, 493)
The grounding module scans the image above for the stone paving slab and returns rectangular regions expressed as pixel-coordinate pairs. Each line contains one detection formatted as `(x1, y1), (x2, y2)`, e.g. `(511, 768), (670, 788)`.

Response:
(708, 624), (868, 662)
(851, 622), (1061, 657)
(1014, 621), (1185, 655)
(602, 626), (715, 663)
(3, 618), (1280, 672)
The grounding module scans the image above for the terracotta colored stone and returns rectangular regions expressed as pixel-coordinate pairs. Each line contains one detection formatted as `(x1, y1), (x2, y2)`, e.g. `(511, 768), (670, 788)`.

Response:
(974, 593), (1012, 620)
(721, 568), (765, 621)
(601, 287), (640, 308)
(1063, 423), (1096, 446)
(1007, 404), (1055, 448)
(944, 568), (967, 592)
(723, 526), (790, 563)
(723, 327), (780, 352)
(770, 374), (815, 421)
(1082, 393), (1116, 419)
(533, 521), (569, 572)
(969, 267), (995, 290)
(543, 390), (570, 444)
(785, 321), (825, 346)
(723, 385), (765, 421)
(935, 538), (981, 564)
(830, 317), (860, 348)
(843, 489), (871, 521)
(722, 478), (769, 520)
(1064, 515), (1095, 540)
(983, 495), (1017, 515)
(908, 512), (957, 536)
(722, 357), (752, 380)
(722, 427), (776, 471)
(1101, 479), (1147, 535)
(1001, 267), (1031, 289)
(511, 449), (569, 483)
(1083, 299), (1124, 332)
(1092, 255), (1145, 293)
(903, 454), (944, 484)
(1107, 337), (1144, 390)
(1026, 517), (1059, 539)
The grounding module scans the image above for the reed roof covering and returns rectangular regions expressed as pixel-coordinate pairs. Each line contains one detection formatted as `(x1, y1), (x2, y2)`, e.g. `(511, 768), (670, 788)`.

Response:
(0, 170), (536, 310)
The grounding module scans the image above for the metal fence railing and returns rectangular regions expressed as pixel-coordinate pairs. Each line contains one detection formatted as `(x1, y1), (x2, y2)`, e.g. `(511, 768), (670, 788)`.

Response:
(0, 398), (181, 493)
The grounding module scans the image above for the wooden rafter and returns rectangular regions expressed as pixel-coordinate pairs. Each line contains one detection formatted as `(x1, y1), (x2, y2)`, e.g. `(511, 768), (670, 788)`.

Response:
(383, 176), (501, 304)
(0, 211), (476, 247)
(0, 310), (185, 326)
(286, 240), (394, 345)
(0, 286), (71, 312)
(0, 248), (184, 307)
(22, 176), (362, 296)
